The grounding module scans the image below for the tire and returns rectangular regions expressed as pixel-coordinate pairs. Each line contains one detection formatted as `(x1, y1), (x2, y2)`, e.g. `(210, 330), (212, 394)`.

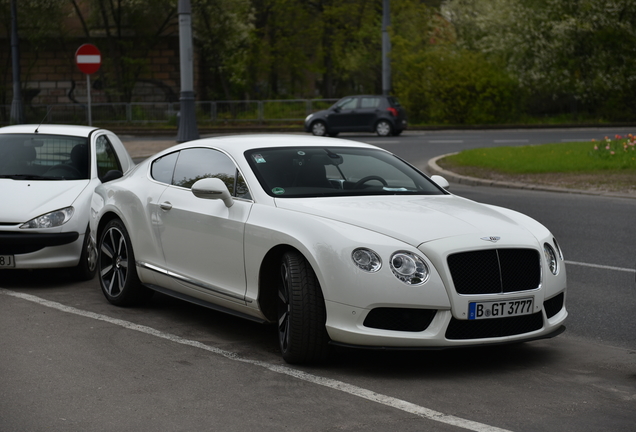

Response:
(277, 251), (330, 364)
(375, 120), (392, 137)
(98, 219), (152, 306)
(311, 121), (327, 136)
(70, 226), (98, 281)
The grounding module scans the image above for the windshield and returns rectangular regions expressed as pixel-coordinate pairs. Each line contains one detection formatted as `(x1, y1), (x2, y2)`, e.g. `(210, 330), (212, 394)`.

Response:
(245, 146), (446, 198)
(0, 134), (90, 180)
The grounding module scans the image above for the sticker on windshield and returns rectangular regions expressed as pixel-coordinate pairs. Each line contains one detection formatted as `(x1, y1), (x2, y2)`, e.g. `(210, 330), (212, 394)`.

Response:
(272, 187), (285, 195)
(253, 154), (266, 163)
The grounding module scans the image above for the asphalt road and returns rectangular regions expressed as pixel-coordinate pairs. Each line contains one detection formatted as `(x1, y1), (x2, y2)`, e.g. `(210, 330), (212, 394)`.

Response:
(1, 128), (635, 432)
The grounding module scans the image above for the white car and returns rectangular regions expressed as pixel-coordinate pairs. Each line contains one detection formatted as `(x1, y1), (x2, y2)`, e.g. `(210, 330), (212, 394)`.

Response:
(0, 124), (134, 280)
(90, 135), (567, 363)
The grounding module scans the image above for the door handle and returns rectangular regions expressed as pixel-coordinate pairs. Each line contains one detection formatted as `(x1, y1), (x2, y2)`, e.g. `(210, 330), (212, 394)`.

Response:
(160, 202), (172, 211)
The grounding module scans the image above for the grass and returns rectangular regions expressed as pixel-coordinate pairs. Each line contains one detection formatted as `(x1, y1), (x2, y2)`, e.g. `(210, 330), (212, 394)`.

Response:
(437, 136), (636, 194)
(442, 138), (636, 173)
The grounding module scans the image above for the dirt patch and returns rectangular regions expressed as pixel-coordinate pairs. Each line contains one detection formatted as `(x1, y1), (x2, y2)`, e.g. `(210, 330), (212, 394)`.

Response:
(436, 159), (636, 195)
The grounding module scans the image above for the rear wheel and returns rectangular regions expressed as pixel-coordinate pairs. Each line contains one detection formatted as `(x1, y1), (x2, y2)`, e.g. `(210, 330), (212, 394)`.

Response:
(375, 120), (392, 137)
(277, 251), (330, 364)
(98, 219), (152, 306)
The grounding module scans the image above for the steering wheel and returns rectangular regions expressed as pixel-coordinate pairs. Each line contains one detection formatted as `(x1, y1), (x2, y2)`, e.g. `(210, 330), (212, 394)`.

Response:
(353, 175), (388, 189)
(45, 164), (82, 179)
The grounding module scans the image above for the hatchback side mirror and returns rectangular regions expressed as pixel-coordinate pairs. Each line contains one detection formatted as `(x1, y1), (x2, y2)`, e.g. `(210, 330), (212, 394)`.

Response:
(191, 177), (234, 208)
(101, 170), (123, 183)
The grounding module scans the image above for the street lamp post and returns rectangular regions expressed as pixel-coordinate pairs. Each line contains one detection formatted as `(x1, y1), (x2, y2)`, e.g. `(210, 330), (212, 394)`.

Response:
(177, 0), (199, 143)
(382, 0), (391, 96)
(10, 0), (24, 124)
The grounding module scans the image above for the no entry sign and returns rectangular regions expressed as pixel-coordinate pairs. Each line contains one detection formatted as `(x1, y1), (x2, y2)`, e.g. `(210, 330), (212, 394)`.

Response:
(75, 43), (101, 75)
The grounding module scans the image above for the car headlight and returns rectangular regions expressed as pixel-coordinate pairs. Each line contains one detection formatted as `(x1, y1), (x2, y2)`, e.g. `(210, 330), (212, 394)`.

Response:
(543, 242), (558, 275)
(552, 237), (564, 260)
(20, 207), (74, 229)
(390, 251), (429, 285)
(351, 248), (382, 272)
(305, 113), (314, 123)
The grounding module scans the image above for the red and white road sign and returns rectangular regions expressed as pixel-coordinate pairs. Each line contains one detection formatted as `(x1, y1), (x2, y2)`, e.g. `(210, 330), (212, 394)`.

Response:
(75, 44), (101, 75)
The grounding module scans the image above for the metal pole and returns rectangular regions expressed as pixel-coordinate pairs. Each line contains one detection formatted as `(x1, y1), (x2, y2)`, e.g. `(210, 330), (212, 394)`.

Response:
(86, 74), (92, 126)
(177, 0), (199, 143)
(10, 0), (24, 124)
(382, 0), (391, 96)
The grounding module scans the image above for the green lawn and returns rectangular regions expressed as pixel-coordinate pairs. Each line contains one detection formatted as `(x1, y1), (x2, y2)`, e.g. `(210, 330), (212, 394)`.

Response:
(442, 137), (636, 173)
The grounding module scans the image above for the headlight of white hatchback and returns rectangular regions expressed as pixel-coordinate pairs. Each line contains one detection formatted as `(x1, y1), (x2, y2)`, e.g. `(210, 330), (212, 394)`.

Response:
(20, 207), (74, 229)
(390, 251), (429, 285)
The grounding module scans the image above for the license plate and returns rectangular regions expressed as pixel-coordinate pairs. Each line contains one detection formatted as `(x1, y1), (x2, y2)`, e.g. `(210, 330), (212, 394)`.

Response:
(0, 255), (15, 268)
(468, 298), (533, 320)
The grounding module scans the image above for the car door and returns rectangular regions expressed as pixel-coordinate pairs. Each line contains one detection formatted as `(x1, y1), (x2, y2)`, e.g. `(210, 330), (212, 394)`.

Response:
(358, 97), (383, 130)
(327, 97), (362, 132)
(155, 147), (252, 304)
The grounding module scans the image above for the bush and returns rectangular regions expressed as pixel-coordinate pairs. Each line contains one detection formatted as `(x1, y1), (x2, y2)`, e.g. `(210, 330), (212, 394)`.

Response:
(394, 47), (521, 124)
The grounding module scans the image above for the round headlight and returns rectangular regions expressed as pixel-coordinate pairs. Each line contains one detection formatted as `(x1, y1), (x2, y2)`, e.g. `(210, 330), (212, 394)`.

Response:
(553, 237), (563, 260)
(351, 248), (381, 272)
(20, 207), (74, 229)
(544, 243), (558, 275)
(390, 251), (429, 285)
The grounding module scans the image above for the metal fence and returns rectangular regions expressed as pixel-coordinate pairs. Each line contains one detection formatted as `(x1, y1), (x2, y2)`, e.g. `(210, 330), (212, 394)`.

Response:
(0, 99), (339, 125)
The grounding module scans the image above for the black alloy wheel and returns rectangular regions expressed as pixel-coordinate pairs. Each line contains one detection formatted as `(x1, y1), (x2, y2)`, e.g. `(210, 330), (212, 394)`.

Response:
(277, 250), (329, 364)
(98, 219), (152, 306)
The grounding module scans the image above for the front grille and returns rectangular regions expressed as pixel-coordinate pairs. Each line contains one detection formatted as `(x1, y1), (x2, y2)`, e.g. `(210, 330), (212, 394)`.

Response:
(448, 248), (541, 295)
(544, 292), (564, 318)
(364, 308), (437, 332)
(446, 312), (543, 340)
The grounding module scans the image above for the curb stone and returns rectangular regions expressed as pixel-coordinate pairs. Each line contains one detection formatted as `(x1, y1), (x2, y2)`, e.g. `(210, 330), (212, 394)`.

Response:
(427, 153), (636, 200)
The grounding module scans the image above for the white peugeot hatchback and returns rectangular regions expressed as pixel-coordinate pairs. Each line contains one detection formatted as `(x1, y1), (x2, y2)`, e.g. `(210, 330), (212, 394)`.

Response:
(0, 124), (134, 279)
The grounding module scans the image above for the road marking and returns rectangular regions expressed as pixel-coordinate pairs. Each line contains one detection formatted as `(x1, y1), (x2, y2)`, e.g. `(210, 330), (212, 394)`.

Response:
(565, 261), (636, 273)
(429, 140), (464, 143)
(560, 139), (591, 142)
(370, 140), (400, 144)
(0, 288), (512, 432)
(493, 140), (529, 143)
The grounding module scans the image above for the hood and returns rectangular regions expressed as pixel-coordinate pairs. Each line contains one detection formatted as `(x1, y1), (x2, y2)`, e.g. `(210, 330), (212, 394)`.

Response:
(275, 195), (537, 247)
(0, 179), (89, 223)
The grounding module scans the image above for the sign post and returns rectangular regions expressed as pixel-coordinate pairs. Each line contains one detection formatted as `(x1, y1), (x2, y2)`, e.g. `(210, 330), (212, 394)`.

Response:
(75, 44), (101, 126)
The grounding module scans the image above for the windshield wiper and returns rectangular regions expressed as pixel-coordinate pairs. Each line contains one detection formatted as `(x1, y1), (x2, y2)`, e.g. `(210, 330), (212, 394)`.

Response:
(0, 174), (62, 180)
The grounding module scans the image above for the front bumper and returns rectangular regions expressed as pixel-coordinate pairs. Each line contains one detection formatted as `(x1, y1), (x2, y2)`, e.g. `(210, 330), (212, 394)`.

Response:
(0, 231), (83, 269)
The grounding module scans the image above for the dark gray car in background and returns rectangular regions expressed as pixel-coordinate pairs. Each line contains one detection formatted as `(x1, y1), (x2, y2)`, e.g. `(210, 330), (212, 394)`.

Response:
(305, 95), (407, 137)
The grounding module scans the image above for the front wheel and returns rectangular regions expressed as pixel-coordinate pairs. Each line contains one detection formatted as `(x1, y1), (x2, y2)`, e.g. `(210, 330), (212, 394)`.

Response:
(71, 226), (97, 281)
(311, 121), (328, 136)
(375, 120), (392, 137)
(277, 251), (330, 364)
(98, 219), (152, 306)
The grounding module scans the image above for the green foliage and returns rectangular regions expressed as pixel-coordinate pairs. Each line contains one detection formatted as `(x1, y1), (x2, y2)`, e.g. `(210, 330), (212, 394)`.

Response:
(394, 47), (520, 124)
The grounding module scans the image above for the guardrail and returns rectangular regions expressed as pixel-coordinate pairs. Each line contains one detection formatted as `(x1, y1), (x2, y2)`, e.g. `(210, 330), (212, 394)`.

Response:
(0, 99), (339, 125)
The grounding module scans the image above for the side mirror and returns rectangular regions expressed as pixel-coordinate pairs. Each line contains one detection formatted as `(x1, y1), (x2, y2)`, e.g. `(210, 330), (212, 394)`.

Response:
(101, 170), (123, 183)
(332, 106), (341, 113)
(191, 177), (234, 208)
(430, 175), (450, 189)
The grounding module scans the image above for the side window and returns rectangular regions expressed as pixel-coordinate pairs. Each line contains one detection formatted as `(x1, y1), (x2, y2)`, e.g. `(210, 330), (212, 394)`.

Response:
(172, 148), (250, 198)
(151, 151), (179, 184)
(360, 97), (381, 108)
(95, 135), (123, 180)
(336, 97), (357, 110)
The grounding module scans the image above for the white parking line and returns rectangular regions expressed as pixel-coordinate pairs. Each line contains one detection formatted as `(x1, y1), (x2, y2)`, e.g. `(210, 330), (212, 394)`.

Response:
(565, 261), (636, 273)
(370, 140), (400, 144)
(429, 140), (464, 143)
(493, 140), (529, 143)
(0, 288), (512, 432)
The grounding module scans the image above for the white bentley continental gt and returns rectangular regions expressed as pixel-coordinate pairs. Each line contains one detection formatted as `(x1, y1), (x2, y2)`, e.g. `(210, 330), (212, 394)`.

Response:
(89, 135), (567, 363)
(0, 124), (134, 280)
